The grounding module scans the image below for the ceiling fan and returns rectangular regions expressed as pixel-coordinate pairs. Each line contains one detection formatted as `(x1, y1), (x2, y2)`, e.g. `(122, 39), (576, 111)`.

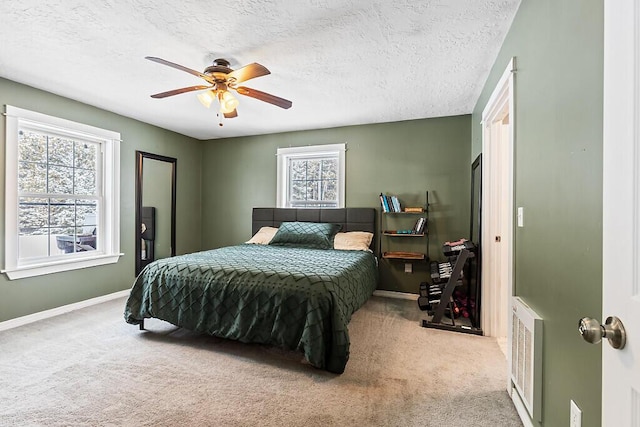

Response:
(145, 56), (292, 120)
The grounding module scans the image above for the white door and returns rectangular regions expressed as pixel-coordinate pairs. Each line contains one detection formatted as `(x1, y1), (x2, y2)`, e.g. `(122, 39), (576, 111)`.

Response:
(481, 58), (514, 340)
(602, 0), (640, 424)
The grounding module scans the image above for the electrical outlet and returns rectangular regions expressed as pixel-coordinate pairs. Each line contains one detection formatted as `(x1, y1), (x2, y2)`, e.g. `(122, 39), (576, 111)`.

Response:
(404, 263), (412, 273)
(570, 400), (582, 427)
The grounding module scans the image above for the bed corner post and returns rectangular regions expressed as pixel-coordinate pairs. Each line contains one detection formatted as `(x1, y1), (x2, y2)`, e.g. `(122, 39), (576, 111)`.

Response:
(139, 319), (145, 330)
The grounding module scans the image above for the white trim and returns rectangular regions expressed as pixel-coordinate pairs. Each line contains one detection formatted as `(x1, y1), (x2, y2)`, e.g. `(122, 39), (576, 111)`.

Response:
(276, 143), (346, 208)
(373, 290), (418, 300)
(510, 384), (535, 427)
(4, 105), (121, 279)
(480, 57), (516, 339)
(602, 1), (639, 424)
(0, 289), (130, 332)
(5, 106), (120, 141)
(482, 58), (515, 123)
(2, 253), (124, 280)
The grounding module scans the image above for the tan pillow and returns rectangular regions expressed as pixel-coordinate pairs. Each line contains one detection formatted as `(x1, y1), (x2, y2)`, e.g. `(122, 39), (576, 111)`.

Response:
(246, 227), (279, 244)
(333, 231), (374, 251)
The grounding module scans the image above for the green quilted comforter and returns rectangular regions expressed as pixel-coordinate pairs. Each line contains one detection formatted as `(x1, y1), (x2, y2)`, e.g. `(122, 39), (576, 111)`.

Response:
(124, 244), (378, 373)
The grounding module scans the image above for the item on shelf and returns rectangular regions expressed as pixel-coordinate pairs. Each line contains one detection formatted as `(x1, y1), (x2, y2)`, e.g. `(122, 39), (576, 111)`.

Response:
(403, 207), (424, 213)
(430, 260), (464, 283)
(453, 290), (475, 319)
(412, 217), (426, 234)
(390, 195), (401, 212)
(384, 229), (417, 235)
(379, 193), (402, 212)
(379, 193), (391, 212)
(383, 251), (425, 260)
(418, 281), (446, 312)
(379, 191), (429, 262)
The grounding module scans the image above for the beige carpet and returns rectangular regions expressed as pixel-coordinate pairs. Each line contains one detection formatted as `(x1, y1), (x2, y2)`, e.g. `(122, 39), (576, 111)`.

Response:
(0, 295), (522, 426)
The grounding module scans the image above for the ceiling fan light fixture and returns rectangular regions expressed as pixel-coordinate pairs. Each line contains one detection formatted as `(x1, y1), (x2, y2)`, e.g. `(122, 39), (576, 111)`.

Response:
(197, 90), (216, 108)
(218, 90), (239, 114)
(146, 56), (292, 118)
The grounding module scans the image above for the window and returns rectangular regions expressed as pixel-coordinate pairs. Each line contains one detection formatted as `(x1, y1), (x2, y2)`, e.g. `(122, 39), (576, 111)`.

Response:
(3, 105), (121, 279)
(276, 143), (345, 208)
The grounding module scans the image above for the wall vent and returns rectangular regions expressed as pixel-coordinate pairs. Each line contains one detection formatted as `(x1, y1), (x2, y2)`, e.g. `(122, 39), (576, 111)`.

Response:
(510, 296), (543, 422)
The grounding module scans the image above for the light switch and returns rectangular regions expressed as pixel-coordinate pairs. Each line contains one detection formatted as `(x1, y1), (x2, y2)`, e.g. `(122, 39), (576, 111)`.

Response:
(517, 207), (524, 227)
(404, 263), (412, 273)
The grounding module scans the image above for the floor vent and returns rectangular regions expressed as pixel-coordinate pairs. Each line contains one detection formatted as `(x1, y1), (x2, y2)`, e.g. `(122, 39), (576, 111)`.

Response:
(510, 296), (542, 422)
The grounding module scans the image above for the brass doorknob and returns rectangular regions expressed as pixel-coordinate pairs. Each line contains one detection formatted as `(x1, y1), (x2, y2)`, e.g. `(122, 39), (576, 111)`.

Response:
(578, 316), (626, 349)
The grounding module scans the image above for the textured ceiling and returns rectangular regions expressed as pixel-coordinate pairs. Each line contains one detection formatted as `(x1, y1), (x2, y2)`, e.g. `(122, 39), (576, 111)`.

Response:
(0, 1), (520, 140)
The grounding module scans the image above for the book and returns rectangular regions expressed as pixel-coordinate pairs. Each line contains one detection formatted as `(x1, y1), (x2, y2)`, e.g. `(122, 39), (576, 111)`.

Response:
(391, 196), (401, 213)
(412, 218), (421, 234)
(380, 193), (390, 212)
(412, 217), (426, 234)
(417, 217), (426, 234)
(387, 195), (395, 212)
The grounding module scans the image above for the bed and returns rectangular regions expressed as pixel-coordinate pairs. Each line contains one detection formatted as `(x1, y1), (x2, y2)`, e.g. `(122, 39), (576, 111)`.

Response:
(124, 207), (378, 374)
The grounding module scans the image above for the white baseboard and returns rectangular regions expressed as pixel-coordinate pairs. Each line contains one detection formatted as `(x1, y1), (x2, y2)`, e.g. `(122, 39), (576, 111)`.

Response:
(373, 290), (418, 301)
(511, 384), (535, 427)
(0, 289), (130, 332)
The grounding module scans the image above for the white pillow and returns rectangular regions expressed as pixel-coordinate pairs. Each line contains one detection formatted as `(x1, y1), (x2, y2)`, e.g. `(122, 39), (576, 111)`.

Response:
(333, 231), (374, 251)
(246, 227), (279, 244)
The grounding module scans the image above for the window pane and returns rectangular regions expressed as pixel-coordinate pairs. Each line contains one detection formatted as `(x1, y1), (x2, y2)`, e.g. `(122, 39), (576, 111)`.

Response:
(51, 227), (76, 254)
(74, 142), (98, 171)
(18, 130), (47, 163)
(18, 232), (50, 259)
(74, 227), (97, 251)
(76, 200), (97, 235)
(307, 159), (321, 180)
(321, 159), (337, 179)
(48, 137), (74, 167)
(290, 159), (307, 181)
(48, 165), (74, 194)
(291, 180), (305, 201)
(50, 198), (75, 227)
(306, 180), (319, 201)
(322, 180), (337, 201)
(18, 161), (47, 193)
(18, 197), (49, 234)
(75, 168), (96, 195)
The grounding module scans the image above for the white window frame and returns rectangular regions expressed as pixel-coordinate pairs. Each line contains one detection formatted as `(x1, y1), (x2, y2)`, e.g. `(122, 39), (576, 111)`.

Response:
(276, 143), (346, 208)
(3, 105), (122, 280)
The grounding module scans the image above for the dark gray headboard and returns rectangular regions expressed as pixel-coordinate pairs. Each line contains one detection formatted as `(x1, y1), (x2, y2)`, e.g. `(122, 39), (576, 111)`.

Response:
(252, 208), (377, 247)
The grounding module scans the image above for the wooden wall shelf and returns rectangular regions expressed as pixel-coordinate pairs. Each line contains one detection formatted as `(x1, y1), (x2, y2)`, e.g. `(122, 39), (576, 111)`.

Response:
(382, 251), (425, 260)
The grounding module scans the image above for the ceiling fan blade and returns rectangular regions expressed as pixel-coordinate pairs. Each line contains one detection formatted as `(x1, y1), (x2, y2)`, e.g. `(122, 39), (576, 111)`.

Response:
(150, 85), (212, 99)
(236, 86), (292, 109)
(227, 63), (270, 85)
(223, 109), (238, 119)
(145, 56), (213, 83)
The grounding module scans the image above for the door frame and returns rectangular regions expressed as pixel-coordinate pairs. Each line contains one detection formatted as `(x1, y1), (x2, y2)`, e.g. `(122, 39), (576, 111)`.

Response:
(480, 57), (516, 340)
(602, 0), (638, 424)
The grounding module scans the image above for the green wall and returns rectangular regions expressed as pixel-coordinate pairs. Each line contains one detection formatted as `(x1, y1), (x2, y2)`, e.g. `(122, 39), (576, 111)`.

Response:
(201, 116), (471, 293)
(0, 77), (203, 322)
(472, 1), (603, 426)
